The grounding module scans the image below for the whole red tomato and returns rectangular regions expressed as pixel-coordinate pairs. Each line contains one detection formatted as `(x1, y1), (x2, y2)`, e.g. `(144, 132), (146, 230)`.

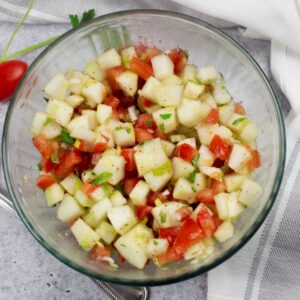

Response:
(0, 60), (28, 101)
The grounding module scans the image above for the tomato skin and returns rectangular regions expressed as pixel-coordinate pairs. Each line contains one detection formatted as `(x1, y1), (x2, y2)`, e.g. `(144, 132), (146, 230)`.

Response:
(0, 60), (28, 101)
(106, 67), (124, 91)
(234, 103), (246, 115)
(205, 108), (219, 124)
(209, 135), (231, 161)
(156, 248), (182, 266)
(91, 245), (111, 259)
(94, 142), (107, 154)
(129, 57), (153, 80)
(136, 113), (157, 130)
(196, 188), (215, 204)
(175, 143), (198, 162)
(172, 218), (204, 255)
(167, 49), (188, 73)
(136, 205), (154, 220)
(159, 227), (181, 245)
(124, 178), (139, 195)
(197, 207), (216, 238)
(36, 175), (56, 189)
(121, 148), (136, 172)
(135, 127), (155, 143)
(248, 149), (261, 170)
(32, 134), (59, 159)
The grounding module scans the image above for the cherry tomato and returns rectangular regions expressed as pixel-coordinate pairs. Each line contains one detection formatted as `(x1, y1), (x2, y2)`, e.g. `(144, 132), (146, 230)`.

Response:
(0, 60), (28, 101)
(136, 205), (154, 220)
(205, 108), (219, 124)
(36, 175), (56, 189)
(175, 143), (198, 163)
(209, 135), (231, 161)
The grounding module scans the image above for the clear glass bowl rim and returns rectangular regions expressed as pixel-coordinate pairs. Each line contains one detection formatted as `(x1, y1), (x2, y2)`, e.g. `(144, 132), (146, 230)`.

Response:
(2, 9), (286, 286)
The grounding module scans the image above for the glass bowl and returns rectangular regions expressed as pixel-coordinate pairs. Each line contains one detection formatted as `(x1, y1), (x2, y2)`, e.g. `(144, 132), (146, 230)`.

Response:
(2, 10), (285, 286)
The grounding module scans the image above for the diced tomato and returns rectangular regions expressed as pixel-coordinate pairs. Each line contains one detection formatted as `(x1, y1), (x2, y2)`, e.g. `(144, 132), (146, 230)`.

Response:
(41, 157), (55, 173)
(129, 57), (153, 80)
(248, 149), (261, 170)
(139, 96), (154, 108)
(135, 127), (155, 143)
(32, 134), (59, 159)
(136, 113), (157, 130)
(104, 95), (120, 110)
(156, 248), (182, 266)
(119, 95), (134, 108)
(175, 143), (198, 163)
(175, 207), (192, 222)
(78, 140), (95, 153)
(147, 191), (168, 206)
(209, 135), (231, 161)
(172, 218), (204, 255)
(205, 108), (219, 124)
(159, 227), (181, 245)
(136, 205), (154, 220)
(121, 148), (136, 172)
(93, 142), (107, 154)
(106, 67), (124, 91)
(167, 48), (188, 73)
(91, 245), (111, 259)
(210, 179), (226, 194)
(154, 128), (168, 140)
(54, 149), (82, 179)
(212, 215), (222, 229)
(197, 207), (216, 238)
(212, 158), (225, 168)
(124, 178), (139, 195)
(82, 180), (98, 196)
(134, 44), (148, 57)
(74, 152), (91, 176)
(143, 47), (161, 63)
(196, 188), (215, 204)
(91, 153), (102, 166)
(234, 103), (246, 115)
(118, 253), (125, 263)
(36, 175), (56, 189)
(116, 105), (128, 120)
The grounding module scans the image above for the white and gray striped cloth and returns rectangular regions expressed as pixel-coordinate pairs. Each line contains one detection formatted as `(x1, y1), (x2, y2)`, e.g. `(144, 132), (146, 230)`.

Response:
(1, 1), (300, 300)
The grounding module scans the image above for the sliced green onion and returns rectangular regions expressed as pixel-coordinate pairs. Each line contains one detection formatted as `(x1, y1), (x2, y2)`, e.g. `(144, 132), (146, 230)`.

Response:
(90, 172), (112, 185)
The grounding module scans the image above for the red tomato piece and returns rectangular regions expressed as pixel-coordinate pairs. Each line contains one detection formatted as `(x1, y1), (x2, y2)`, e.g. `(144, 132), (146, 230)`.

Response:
(91, 153), (102, 166)
(74, 152), (92, 176)
(156, 248), (182, 266)
(36, 175), (56, 189)
(82, 180), (98, 196)
(205, 108), (219, 124)
(139, 96), (154, 108)
(196, 188), (215, 204)
(54, 149), (82, 179)
(147, 191), (168, 206)
(121, 148), (136, 172)
(210, 179), (226, 194)
(129, 57), (153, 80)
(209, 135), (231, 161)
(91, 245), (111, 259)
(175, 143), (198, 162)
(32, 134), (59, 159)
(136, 113), (157, 130)
(172, 218), (204, 255)
(0, 60), (28, 101)
(212, 215), (222, 229)
(93, 142), (107, 154)
(154, 128), (168, 140)
(197, 207), (216, 238)
(135, 127), (155, 143)
(78, 140), (95, 153)
(167, 49), (188, 73)
(136, 205), (154, 220)
(176, 207), (192, 222)
(248, 149), (261, 170)
(234, 103), (246, 115)
(143, 47), (161, 63)
(134, 44), (148, 57)
(41, 157), (56, 173)
(124, 178), (139, 195)
(106, 67), (124, 91)
(159, 227), (181, 245)
(104, 95), (120, 110)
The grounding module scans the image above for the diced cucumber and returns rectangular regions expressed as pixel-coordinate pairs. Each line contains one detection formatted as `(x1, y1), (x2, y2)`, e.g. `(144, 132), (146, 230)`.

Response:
(84, 60), (105, 81)
(42, 121), (62, 139)
(227, 113), (248, 133)
(228, 144), (252, 172)
(113, 122), (135, 147)
(227, 192), (244, 220)
(154, 84), (183, 107)
(179, 64), (197, 83)
(183, 80), (205, 99)
(83, 197), (112, 229)
(56, 194), (85, 223)
(239, 179), (262, 206)
(151, 54), (174, 80)
(200, 166), (222, 182)
(198, 145), (216, 167)
(67, 115), (89, 132)
(162, 74), (183, 85)
(196, 66), (218, 84)
(45, 183), (64, 206)
(192, 173), (207, 193)
(94, 125), (115, 148)
(144, 167), (173, 192)
(170, 134), (186, 143)
(223, 173), (248, 192)
(107, 205), (138, 235)
(214, 125), (233, 140)
(44, 73), (69, 100)
(160, 140), (175, 157)
(212, 84), (232, 105)
(177, 98), (211, 128)
(30, 112), (49, 137)
(82, 110), (99, 130)
(196, 123), (218, 145)
(218, 103), (234, 125)
(152, 107), (178, 134)
(121, 47), (136, 67)
(215, 193), (230, 220)
(110, 190), (127, 207)
(96, 104), (113, 124)
(97, 48), (121, 69)
(184, 240), (206, 260)
(116, 71), (138, 96)
(114, 223), (154, 269)
(70, 127), (96, 143)
(200, 92), (217, 108)
(173, 178), (196, 203)
(146, 238), (169, 258)
(138, 76), (162, 102)
(191, 203), (213, 220)
(60, 173), (82, 195)
(214, 221), (234, 242)
(82, 80), (106, 108)
(129, 181), (151, 206)
(240, 123), (258, 143)
(95, 220), (117, 244)
(46, 99), (73, 127)
(177, 138), (197, 148)
(172, 157), (194, 181)
(71, 218), (100, 251)
(74, 190), (94, 207)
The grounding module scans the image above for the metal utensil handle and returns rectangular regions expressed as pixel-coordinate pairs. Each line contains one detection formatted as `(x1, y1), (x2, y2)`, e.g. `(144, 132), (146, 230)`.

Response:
(0, 190), (150, 300)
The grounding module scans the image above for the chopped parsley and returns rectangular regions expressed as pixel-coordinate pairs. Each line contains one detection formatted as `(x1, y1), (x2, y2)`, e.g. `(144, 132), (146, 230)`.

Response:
(192, 153), (200, 167)
(43, 97), (49, 102)
(90, 172), (112, 185)
(160, 212), (167, 224)
(232, 117), (247, 126)
(50, 154), (59, 164)
(160, 113), (171, 120)
(60, 130), (75, 145)
(159, 124), (165, 132)
(188, 171), (196, 183)
(153, 240), (159, 246)
(115, 126), (131, 134)
(69, 9), (96, 28)
(145, 120), (153, 127)
(37, 162), (42, 171)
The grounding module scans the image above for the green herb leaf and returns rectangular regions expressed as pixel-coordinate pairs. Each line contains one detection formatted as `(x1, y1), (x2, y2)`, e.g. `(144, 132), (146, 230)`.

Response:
(102, 182), (113, 197)
(153, 240), (158, 246)
(145, 120), (153, 127)
(69, 9), (96, 28)
(37, 162), (42, 171)
(232, 117), (247, 126)
(192, 186), (197, 193)
(50, 154), (59, 164)
(192, 153), (200, 167)
(43, 118), (51, 126)
(115, 126), (131, 134)
(60, 130), (75, 145)
(90, 172), (112, 185)
(159, 124), (165, 132)
(160, 212), (167, 224)
(43, 96), (49, 102)
(217, 103), (227, 107)
(160, 113), (171, 120)
(178, 48), (189, 59)
(188, 171), (196, 183)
